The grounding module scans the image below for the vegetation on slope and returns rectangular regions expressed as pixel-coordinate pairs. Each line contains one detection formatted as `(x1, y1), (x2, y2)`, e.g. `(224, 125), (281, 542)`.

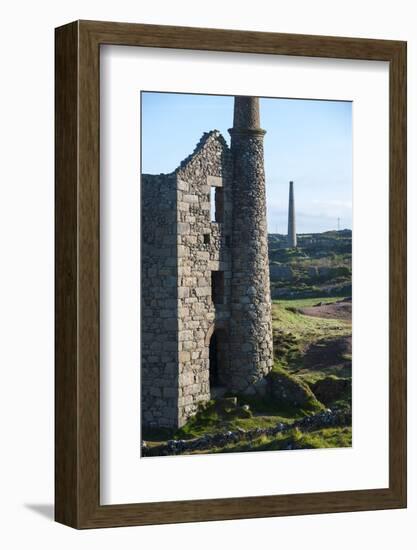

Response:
(269, 230), (352, 299)
(203, 426), (352, 454)
(144, 232), (353, 455)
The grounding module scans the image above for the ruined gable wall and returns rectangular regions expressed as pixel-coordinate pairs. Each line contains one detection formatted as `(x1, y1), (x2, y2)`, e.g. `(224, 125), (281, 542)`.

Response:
(175, 131), (233, 426)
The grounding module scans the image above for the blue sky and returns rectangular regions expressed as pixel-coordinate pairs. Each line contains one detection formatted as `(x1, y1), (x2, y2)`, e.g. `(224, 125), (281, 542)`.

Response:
(141, 92), (352, 234)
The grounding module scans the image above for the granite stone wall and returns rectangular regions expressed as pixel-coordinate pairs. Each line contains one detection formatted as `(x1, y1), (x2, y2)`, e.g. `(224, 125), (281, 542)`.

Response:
(141, 131), (234, 429)
(141, 107), (274, 429)
(141, 173), (179, 428)
(175, 131), (233, 425)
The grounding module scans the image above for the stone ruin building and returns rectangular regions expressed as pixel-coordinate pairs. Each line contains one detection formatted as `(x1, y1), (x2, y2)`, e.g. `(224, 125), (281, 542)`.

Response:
(142, 96), (274, 429)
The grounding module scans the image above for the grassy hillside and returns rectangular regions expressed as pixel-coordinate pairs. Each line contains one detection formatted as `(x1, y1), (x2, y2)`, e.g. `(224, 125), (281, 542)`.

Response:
(269, 229), (352, 299)
(143, 296), (352, 456)
(142, 231), (352, 456)
(272, 297), (352, 406)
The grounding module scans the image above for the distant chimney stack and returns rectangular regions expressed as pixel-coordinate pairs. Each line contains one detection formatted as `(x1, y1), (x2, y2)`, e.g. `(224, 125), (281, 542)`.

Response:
(287, 181), (297, 247)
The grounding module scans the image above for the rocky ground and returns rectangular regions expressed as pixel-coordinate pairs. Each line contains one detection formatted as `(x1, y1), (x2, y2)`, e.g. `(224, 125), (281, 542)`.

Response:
(268, 230), (352, 299)
(299, 297), (352, 321)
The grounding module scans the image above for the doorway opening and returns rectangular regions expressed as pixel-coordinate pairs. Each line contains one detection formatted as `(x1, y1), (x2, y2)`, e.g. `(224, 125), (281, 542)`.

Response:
(211, 271), (224, 305)
(209, 328), (229, 397)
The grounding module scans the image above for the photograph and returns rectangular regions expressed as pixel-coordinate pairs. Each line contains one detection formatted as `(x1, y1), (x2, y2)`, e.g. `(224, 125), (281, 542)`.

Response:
(140, 92), (352, 456)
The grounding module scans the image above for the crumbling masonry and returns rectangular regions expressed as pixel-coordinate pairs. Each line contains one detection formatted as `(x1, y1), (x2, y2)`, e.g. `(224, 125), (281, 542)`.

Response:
(141, 96), (274, 429)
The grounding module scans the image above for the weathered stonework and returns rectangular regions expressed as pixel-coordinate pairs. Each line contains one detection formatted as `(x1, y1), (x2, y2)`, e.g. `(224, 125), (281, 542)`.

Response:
(175, 131), (233, 426)
(142, 173), (179, 428)
(142, 96), (274, 429)
(228, 97), (274, 394)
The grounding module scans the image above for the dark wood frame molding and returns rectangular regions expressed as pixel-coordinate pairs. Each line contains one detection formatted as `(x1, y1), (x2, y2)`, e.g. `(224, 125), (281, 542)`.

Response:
(55, 20), (407, 528)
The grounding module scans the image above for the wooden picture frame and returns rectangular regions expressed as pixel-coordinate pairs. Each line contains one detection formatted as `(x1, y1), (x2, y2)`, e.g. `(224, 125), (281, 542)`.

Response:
(55, 20), (407, 528)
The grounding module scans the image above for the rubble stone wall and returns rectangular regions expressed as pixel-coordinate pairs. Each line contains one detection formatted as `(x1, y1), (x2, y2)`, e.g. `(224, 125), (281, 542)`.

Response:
(141, 173), (179, 428)
(175, 131), (233, 426)
(228, 129), (274, 394)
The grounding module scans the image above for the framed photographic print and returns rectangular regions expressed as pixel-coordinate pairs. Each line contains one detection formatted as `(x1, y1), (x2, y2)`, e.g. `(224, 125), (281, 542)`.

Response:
(55, 20), (406, 528)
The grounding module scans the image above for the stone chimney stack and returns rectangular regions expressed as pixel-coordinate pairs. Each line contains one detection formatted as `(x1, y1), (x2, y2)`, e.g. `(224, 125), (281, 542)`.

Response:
(228, 96), (274, 395)
(287, 180), (297, 248)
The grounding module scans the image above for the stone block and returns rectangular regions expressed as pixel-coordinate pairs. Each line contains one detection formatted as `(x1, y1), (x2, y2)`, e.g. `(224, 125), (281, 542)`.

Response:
(207, 175), (223, 187)
(195, 286), (211, 297)
(177, 245), (187, 257)
(179, 351), (191, 362)
(183, 340), (196, 351)
(196, 251), (210, 261)
(178, 222), (190, 235)
(177, 179), (189, 191)
(183, 194), (199, 204)
(178, 330), (193, 342)
(178, 287), (189, 299)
